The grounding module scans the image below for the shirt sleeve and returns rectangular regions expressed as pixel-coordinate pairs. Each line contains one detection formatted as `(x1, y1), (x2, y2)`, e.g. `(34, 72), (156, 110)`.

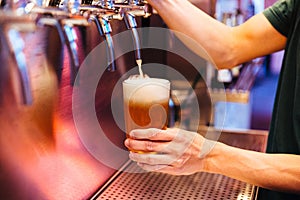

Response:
(263, 0), (295, 37)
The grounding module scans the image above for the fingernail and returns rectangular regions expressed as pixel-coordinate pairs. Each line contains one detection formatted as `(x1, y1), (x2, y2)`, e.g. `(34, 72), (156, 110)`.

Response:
(124, 139), (130, 147)
(129, 130), (135, 138)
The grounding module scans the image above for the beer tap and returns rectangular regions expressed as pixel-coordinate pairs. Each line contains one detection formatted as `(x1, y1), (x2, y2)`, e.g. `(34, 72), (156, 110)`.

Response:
(39, 16), (84, 84)
(120, 0), (152, 67)
(61, 18), (88, 84)
(0, 11), (36, 105)
(80, 3), (117, 71)
(123, 11), (141, 65)
(26, 0), (89, 85)
(100, 0), (113, 9)
(96, 15), (116, 71)
(99, 0), (152, 69)
(61, 0), (90, 84)
(79, 0), (152, 71)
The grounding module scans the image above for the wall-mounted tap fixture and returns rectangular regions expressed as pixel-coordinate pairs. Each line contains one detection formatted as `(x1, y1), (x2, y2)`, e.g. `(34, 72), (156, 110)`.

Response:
(120, 1), (152, 66)
(25, 0), (89, 85)
(79, 4), (118, 71)
(79, 0), (152, 69)
(115, 1), (152, 67)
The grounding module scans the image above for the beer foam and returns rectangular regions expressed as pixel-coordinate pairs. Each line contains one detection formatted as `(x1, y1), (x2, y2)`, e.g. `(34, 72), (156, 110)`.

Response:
(127, 74), (150, 80)
(123, 76), (170, 103)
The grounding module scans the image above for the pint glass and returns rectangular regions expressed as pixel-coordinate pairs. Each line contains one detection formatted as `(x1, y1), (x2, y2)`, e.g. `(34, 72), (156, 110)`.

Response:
(123, 78), (170, 151)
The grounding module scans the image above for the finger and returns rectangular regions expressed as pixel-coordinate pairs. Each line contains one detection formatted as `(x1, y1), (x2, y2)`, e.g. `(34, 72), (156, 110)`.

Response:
(137, 163), (170, 172)
(129, 128), (177, 141)
(125, 138), (171, 153)
(129, 152), (178, 166)
(125, 137), (193, 156)
(137, 163), (181, 175)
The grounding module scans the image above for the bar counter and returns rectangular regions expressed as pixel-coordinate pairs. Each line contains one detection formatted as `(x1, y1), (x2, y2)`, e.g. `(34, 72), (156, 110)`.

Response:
(91, 127), (268, 200)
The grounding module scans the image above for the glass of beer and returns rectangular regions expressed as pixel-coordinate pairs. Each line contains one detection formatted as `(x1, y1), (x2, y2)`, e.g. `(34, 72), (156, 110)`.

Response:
(123, 78), (170, 152)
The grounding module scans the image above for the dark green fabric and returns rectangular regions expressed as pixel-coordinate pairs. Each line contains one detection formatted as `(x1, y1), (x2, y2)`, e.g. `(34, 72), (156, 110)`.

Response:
(257, 0), (300, 199)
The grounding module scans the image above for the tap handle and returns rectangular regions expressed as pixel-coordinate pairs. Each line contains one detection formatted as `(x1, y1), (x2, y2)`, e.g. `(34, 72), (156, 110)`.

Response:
(128, 0), (141, 6)
(81, 0), (92, 5)
(48, 0), (61, 7)
(100, 0), (113, 9)
(48, 0), (81, 14)
(67, 0), (82, 14)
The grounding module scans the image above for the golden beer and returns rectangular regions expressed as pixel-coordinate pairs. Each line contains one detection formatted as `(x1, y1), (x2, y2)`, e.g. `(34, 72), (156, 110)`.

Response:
(123, 78), (170, 152)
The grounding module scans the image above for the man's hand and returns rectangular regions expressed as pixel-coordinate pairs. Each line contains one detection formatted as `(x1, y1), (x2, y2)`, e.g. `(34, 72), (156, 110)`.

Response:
(124, 128), (210, 175)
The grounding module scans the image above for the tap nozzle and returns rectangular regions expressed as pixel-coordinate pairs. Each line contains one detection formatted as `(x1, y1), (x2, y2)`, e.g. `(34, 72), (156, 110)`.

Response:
(62, 21), (81, 85)
(6, 29), (33, 105)
(99, 16), (116, 71)
(123, 12), (142, 62)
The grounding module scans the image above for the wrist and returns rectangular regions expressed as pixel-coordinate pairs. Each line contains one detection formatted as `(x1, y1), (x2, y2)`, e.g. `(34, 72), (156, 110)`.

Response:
(201, 140), (227, 173)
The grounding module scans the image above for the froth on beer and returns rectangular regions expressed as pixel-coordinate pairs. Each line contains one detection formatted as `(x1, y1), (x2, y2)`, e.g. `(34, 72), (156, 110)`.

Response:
(123, 76), (170, 141)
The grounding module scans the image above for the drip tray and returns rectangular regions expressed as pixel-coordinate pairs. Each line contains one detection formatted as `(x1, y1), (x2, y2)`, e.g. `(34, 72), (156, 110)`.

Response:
(92, 162), (256, 200)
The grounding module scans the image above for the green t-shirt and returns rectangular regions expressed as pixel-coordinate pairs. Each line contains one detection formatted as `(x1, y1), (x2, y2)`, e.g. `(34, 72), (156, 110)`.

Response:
(258, 0), (300, 199)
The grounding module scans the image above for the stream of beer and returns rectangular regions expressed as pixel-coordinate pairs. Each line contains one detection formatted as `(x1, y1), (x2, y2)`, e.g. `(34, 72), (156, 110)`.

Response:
(136, 59), (143, 78)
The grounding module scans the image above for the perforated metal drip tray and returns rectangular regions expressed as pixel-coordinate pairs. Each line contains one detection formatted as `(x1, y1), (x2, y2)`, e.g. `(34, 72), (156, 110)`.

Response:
(91, 161), (256, 200)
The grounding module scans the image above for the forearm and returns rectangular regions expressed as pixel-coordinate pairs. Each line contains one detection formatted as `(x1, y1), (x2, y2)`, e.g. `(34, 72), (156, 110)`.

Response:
(148, 0), (236, 68)
(147, 0), (286, 69)
(204, 142), (300, 194)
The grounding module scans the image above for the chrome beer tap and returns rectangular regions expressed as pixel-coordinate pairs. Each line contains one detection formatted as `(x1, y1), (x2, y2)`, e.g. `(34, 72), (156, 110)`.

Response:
(79, 0), (152, 71)
(119, 0), (152, 66)
(61, 17), (88, 84)
(0, 11), (36, 105)
(79, 2), (118, 71)
(98, 15), (116, 71)
(26, 0), (89, 85)
(123, 11), (141, 64)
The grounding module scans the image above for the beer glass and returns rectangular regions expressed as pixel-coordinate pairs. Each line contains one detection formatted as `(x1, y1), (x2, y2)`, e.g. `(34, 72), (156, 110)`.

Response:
(123, 78), (170, 152)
